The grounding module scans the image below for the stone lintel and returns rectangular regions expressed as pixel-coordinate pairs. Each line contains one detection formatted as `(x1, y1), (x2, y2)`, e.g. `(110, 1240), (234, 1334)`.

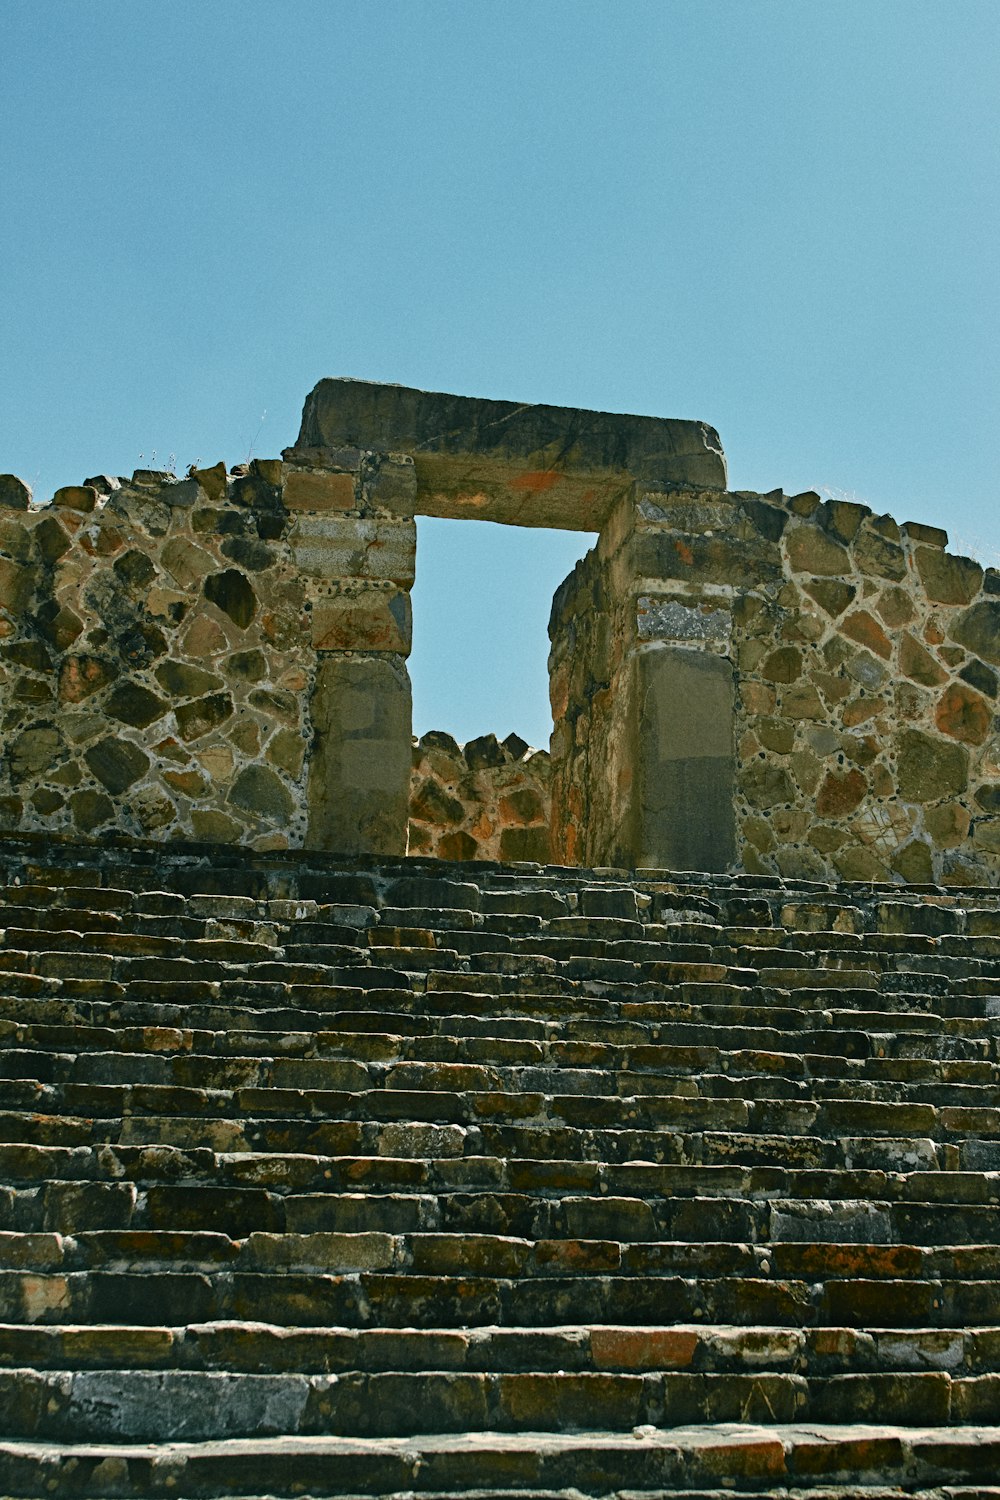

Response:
(287, 379), (727, 532)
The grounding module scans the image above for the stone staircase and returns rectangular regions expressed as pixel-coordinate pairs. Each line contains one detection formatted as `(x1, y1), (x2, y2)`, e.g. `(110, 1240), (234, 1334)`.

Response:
(0, 834), (999, 1497)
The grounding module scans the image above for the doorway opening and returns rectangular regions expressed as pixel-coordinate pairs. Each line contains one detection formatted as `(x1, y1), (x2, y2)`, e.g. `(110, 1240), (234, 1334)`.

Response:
(406, 516), (595, 861)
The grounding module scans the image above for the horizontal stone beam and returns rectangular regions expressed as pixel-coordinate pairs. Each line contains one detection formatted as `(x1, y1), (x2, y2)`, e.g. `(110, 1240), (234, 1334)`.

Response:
(287, 379), (727, 531)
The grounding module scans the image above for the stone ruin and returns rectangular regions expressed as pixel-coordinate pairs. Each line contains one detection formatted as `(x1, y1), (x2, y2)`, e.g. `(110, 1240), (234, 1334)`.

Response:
(1, 377), (999, 886)
(3, 383), (1000, 1496)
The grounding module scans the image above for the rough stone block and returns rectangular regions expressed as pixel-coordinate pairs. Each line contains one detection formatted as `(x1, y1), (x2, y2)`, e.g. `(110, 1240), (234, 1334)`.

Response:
(284, 470), (358, 512)
(307, 653), (412, 854)
(0, 474), (31, 510)
(951, 600), (1000, 665)
(635, 646), (735, 871)
(52, 486), (98, 514)
(310, 585), (412, 655)
(290, 515), (416, 586)
(915, 546), (984, 605)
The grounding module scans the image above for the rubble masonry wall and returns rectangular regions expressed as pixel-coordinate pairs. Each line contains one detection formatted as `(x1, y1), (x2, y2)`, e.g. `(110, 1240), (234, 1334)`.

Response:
(549, 482), (1000, 885)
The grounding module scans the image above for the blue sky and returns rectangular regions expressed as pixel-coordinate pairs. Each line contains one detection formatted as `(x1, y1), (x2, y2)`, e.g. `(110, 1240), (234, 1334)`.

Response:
(2, 1), (997, 747)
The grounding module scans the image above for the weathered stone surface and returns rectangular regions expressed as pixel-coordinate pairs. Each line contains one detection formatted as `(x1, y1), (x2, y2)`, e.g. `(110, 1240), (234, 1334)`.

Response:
(0, 557), (36, 615)
(895, 729), (968, 802)
(224, 649), (267, 683)
(925, 801), (972, 845)
(411, 778), (464, 827)
(899, 632), (947, 687)
(290, 514), (416, 586)
(785, 526), (850, 576)
(819, 497), (868, 542)
(951, 600), (1000, 665)
(310, 586), (412, 654)
(52, 485), (98, 514)
(0, 474), (31, 509)
(959, 657), (998, 698)
(191, 808), (242, 841)
(8, 725), (62, 779)
(154, 660), (225, 699)
(876, 586), (916, 627)
(84, 737), (150, 794)
(464, 734), (507, 771)
(934, 681), (992, 745)
(915, 546), (983, 605)
(803, 579), (855, 617)
(761, 648), (802, 683)
(840, 610), (892, 660)
(105, 682), (168, 729)
(409, 734), (551, 862)
(161, 537), (215, 588)
(637, 648), (735, 869)
(284, 470), (357, 511)
(816, 768), (867, 817)
(307, 654), (412, 854)
(902, 518), (948, 547)
(203, 569), (257, 628)
(228, 765), (293, 824)
(69, 788), (113, 831)
(636, 597), (731, 646)
(292, 378), (728, 530)
(175, 693), (234, 742)
(189, 462), (227, 501)
(852, 526), (906, 580)
(499, 824), (550, 860)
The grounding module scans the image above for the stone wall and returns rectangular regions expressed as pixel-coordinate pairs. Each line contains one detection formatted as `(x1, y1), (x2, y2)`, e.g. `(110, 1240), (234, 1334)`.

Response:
(0, 454), (415, 852)
(408, 731), (551, 862)
(548, 501), (637, 868)
(5, 379), (1000, 885)
(613, 485), (1000, 886)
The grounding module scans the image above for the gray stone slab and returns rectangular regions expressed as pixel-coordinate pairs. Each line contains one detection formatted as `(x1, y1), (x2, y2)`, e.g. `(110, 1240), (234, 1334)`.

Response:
(635, 645), (736, 872)
(306, 654), (412, 855)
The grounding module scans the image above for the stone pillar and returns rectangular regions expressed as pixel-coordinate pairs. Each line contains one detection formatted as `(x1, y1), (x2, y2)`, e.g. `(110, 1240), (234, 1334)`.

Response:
(286, 453), (417, 855)
(307, 654), (412, 854)
(549, 487), (744, 873)
(634, 645), (735, 870)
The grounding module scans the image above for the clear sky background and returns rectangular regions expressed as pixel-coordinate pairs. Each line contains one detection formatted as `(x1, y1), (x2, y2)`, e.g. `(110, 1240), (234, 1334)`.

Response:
(2, 1), (997, 748)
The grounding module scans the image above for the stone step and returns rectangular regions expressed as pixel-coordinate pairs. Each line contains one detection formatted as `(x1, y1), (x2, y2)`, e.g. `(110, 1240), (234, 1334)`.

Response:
(16, 932), (990, 996)
(3, 1268), (999, 1329)
(4, 1015), (1000, 1076)
(3, 1047), (999, 1108)
(6, 1079), (995, 1143)
(4, 1228), (1000, 1275)
(3, 1423), (1000, 1495)
(7, 1362), (1000, 1441)
(8, 988), (998, 1040)
(7, 1144), (995, 1196)
(6, 996), (995, 1049)
(3, 1320), (998, 1379)
(7, 1108), (999, 1171)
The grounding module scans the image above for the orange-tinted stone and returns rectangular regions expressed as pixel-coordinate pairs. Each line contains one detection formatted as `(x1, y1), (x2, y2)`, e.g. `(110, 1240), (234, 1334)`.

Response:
(840, 609), (892, 660)
(816, 767), (867, 817)
(437, 830), (478, 860)
(843, 695), (886, 727)
(590, 1326), (699, 1370)
(935, 681), (992, 745)
(58, 655), (114, 704)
